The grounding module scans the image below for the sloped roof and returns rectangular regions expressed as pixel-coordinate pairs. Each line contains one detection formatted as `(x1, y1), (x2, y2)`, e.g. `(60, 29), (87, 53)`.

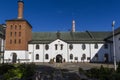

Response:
(29, 31), (111, 44)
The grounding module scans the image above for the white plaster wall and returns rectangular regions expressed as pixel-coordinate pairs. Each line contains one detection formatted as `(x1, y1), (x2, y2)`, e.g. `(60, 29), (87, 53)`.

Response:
(28, 44), (44, 62)
(49, 39), (68, 62)
(28, 39), (111, 63)
(4, 50), (29, 63)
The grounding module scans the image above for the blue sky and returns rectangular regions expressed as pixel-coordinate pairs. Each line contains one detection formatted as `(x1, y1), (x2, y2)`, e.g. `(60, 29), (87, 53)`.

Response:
(0, 0), (120, 32)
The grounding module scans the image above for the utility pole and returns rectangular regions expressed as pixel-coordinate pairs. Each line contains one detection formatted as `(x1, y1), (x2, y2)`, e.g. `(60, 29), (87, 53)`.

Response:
(112, 21), (117, 71)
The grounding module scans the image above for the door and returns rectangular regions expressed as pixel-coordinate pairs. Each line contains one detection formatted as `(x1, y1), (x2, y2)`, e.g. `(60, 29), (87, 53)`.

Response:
(56, 54), (62, 63)
(12, 53), (17, 63)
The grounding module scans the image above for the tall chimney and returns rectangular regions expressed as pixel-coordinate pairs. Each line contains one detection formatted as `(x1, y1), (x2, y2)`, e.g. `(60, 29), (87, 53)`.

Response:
(18, 0), (24, 19)
(72, 20), (75, 32)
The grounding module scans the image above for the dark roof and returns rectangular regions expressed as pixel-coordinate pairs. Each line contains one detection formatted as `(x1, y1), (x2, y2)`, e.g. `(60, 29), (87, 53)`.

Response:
(29, 31), (111, 44)
(105, 27), (120, 39)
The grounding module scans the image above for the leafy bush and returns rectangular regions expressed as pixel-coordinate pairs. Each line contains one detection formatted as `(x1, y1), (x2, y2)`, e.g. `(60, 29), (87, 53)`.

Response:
(0, 63), (35, 80)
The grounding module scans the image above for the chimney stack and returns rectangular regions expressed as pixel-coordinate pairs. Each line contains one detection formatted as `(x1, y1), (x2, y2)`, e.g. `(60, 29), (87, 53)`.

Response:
(72, 20), (75, 32)
(18, 0), (24, 19)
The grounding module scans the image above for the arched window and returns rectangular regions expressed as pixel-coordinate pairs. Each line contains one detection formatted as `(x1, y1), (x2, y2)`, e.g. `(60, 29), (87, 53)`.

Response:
(45, 54), (49, 59)
(36, 54), (39, 60)
(104, 43), (108, 49)
(69, 44), (73, 50)
(82, 44), (86, 50)
(45, 44), (49, 50)
(36, 44), (39, 49)
(95, 43), (98, 49)
(82, 54), (86, 60)
(70, 54), (73, 60)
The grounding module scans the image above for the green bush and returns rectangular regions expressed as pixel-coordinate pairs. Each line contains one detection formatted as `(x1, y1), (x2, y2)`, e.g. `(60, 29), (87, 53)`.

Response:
(0, 63), (35, 80)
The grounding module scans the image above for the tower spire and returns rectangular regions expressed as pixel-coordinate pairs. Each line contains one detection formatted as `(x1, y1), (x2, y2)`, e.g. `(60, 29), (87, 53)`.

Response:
(18, 0), (24, 19)
(72, 20), (75, 32)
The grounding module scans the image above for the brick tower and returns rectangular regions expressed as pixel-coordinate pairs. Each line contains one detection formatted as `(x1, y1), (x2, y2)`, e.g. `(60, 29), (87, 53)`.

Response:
(5, 0), (32, 63)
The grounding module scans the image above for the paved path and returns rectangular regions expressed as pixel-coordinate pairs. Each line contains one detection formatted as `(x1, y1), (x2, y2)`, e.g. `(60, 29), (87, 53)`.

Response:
(36, 62), (114, 72)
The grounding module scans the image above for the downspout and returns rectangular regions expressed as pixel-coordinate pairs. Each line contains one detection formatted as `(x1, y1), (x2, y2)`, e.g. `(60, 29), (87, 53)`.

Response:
(89, 43), (91, 62)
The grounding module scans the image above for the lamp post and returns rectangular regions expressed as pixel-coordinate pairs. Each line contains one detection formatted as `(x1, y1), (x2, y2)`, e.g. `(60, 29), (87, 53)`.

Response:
(112, 21), (117, 71)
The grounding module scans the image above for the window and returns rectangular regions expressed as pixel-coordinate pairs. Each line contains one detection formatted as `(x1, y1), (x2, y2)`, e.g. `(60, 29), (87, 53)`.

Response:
(10, 32), (12, 36)
(36, 54), (39, 60)
(95, 54), (98, 61)
(55, 44), (58, 50)
(36, 44), (39, 49)
(94, 43), (98, 49)
(19, 39), (21, 44)
(14, 39), (16, 44)
(61, 44), (63, 50)
(15, 25), (17, 29)
(15, 32), (17, 37)
(19, 32), (21, 37)
(45, 54), (49, 59)
(45, 44), (49, 50)
(82, 44), (86, 50)
(69, 44), (73, 50)
(82, 54), (86, 60)
(11, 25), (13, 29)
(19, 25), (21, 30)
(70, 54), (73, 60)
(10, 40), (12, 44)
(104, 44), (108, 49)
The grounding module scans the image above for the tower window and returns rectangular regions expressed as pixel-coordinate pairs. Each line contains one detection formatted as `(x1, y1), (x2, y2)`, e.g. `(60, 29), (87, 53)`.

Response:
(15, 32), (17, 37)
(19, 39), (21, 44)
(19, 32), (21, 37)
(11, 25), (13, 29)
(19, 25), (21, 30)
(10, 32), (12, 37)
(14, 39), (16, 44)
(36, 54), (39, 60)
(15, 25), (17, 30)
(36, 44), (39, 49)
(10, 40), (12, 44)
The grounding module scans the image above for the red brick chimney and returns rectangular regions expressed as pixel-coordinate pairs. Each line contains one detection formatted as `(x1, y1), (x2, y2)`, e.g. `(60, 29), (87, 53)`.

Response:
(18, 0), (24, 19)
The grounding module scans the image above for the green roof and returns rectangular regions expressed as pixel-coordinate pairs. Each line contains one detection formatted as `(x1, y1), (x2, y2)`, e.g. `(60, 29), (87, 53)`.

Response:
(29, 31), (111, 44)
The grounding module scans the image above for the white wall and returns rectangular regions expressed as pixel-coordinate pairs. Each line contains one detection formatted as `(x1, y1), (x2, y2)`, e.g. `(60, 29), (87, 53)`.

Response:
(4, 50), (29, 63)
(28, 39), (111, 63)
